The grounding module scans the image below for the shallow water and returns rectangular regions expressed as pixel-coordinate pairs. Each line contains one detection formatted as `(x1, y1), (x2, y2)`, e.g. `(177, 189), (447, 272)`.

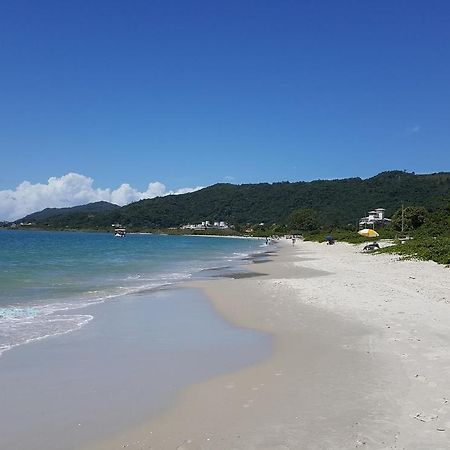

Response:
(0, 230), (264, 355)
(0, 288), (272, 450)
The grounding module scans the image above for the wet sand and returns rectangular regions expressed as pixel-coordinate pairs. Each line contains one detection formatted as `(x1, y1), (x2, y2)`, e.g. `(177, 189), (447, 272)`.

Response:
(0, 288), (270, 450)
(87, 239), (450, 449)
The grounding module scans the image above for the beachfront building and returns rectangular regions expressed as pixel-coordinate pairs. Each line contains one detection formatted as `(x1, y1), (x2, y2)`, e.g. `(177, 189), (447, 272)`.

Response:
(359, 208), (391, 229)
(181, 220), (229, 230)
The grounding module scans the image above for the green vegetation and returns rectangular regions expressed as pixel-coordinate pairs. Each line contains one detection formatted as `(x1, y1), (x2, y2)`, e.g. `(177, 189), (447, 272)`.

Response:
(19, 201), (120, 222)
(376, 202), (450, 265)
(302, 202), (450, 266)
(8, 171), (450, 265)
(287, 208), (320, 234)
(5, 171), (450, 267)
(378, 237), (450, 265)
(390, 206), (428, 232)
(14, 171), (450, 232)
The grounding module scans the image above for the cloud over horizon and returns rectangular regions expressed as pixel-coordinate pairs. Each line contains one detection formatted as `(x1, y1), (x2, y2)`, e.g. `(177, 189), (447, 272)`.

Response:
(0, 173), (203, 221)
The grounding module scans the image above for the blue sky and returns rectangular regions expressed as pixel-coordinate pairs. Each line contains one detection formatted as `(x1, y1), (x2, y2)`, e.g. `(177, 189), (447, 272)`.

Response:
(1, 0), (450, 217)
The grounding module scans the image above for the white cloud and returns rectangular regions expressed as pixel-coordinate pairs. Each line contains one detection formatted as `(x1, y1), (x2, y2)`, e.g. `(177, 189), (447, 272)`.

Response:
(0, 173), (203, 221)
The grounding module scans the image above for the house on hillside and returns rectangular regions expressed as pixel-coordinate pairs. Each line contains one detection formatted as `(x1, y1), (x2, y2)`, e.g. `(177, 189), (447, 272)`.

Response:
(359, 208), (391, 229)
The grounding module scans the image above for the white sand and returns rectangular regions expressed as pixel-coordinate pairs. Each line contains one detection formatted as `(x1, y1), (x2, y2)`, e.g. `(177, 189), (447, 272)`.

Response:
(87, 240), (450, 449)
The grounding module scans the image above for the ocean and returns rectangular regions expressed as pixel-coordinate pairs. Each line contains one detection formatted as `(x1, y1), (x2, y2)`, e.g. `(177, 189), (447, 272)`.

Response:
(0, 230), (265, 356)
(0, 230), (274, 449)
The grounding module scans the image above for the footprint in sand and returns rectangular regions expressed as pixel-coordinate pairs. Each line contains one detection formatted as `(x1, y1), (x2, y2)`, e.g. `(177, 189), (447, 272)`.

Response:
(413, 413), (438, 422)
(176, 439), (193, 449)
(414, 374), (427, 382)
(415, 375), (438, 388)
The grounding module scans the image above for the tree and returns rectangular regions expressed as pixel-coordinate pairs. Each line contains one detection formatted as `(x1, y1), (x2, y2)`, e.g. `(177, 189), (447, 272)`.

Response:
(287, 208), (320, 232)
(391, 206), (428, 231)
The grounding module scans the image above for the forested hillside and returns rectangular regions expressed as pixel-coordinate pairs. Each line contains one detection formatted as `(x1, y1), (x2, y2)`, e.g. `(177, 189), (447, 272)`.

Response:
(16, 171), (450, 230)
(19, 201), (120, 223)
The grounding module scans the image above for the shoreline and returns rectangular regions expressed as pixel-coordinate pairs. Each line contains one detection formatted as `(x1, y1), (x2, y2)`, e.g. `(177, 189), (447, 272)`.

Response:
(86, 239), (450, 449)
(0, 232), (265, 359)
(1, 233), (275, 450)
(0, 287), (271, 450)
(0, 227), (265, 240)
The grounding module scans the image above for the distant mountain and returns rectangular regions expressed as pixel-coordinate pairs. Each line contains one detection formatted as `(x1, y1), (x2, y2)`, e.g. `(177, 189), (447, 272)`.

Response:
(18, 201), (120, 223)
(22, 171), (450, 230)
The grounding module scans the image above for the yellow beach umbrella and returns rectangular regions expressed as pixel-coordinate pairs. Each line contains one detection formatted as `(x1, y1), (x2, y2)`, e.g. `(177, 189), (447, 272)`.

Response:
(358, 228), (379, 238)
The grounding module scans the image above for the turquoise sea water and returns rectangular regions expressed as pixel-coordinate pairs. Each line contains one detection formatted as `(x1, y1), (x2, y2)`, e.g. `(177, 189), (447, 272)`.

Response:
(0, 230), (263, 355)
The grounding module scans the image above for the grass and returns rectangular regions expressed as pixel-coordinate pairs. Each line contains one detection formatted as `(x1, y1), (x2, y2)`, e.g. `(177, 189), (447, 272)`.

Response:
(378, 237), (450, 265)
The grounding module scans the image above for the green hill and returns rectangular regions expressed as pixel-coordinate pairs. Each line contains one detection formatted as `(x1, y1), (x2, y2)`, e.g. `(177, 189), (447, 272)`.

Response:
(20, 171), (450, 230)
(18, 201), (120, 223)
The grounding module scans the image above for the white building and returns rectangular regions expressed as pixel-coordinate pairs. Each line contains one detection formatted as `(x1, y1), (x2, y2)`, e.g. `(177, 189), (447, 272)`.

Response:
(181, 220), (229, 230)
(359, 208), (391, 229)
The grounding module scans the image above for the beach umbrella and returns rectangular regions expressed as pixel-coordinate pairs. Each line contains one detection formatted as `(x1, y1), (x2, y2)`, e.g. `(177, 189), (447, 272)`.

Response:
(325, 235), (334, 242)
(358, 228), (379, 238)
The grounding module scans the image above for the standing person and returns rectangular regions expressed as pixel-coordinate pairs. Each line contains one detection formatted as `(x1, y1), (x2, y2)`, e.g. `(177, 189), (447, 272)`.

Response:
(292, 237), (296, 245)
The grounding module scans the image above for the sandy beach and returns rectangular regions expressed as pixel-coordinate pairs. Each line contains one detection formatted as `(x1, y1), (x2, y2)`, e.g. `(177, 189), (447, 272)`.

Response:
(86, 238), (450, 450)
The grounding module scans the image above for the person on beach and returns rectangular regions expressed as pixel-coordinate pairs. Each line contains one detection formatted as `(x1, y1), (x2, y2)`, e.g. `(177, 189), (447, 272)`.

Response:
(292, 237), (296, 245)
